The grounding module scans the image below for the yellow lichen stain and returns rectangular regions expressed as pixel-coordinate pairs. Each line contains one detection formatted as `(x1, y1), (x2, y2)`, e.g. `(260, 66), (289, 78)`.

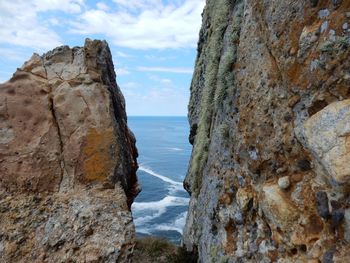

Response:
(82, 128), (118, 182)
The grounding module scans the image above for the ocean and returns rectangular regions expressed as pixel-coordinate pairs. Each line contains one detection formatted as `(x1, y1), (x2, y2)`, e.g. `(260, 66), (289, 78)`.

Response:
(128, 116), (191, 244)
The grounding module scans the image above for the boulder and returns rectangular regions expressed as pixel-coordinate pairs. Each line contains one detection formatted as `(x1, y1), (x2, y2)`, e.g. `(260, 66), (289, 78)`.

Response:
(303, 99), (350, 185)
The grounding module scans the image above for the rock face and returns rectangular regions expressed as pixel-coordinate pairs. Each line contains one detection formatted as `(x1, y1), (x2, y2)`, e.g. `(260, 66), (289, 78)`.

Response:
(184, 0), (350, 262)
(0, 39), (139, 262)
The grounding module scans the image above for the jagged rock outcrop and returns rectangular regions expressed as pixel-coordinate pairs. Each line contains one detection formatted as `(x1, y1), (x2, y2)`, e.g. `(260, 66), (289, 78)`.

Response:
(0, 39), (139, 262)
(184, 0), (350, 262)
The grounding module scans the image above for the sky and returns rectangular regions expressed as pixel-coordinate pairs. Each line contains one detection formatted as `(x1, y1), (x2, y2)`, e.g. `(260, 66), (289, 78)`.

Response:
(0, 0), (205, 116)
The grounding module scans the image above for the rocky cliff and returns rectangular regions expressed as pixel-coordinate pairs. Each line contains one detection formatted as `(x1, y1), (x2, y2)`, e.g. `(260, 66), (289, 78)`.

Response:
(184, 0), (350, 262)
(0, 39), (139, 262)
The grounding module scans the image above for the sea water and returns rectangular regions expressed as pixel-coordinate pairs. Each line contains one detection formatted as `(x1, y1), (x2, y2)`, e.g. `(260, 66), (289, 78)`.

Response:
(128, 116), (191, 244)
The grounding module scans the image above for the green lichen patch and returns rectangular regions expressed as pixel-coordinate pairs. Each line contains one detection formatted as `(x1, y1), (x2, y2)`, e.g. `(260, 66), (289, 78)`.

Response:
(187, 0), (244, 196)
(319, 36), (350, 53)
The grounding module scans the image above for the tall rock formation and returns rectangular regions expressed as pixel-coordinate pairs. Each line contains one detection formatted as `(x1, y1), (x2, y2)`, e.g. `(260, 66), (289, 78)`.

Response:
(0, 39), (139, 262)
(184, 0), (350, 262)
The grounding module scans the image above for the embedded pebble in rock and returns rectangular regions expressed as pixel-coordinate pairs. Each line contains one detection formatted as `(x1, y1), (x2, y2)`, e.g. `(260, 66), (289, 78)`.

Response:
(316, 192), (330, 219)
(261, 184), (299, 229)
(234, 211), (244, 225)
(278, 176), (291, 190)
(321, 21), (329, 33)
(329, 29), (336, 41)
(319, 9), (330, 19)
(276, 166), (287, 174)
(323, 249), (335, 263)
(331, 209), (345, 228)
(332, 0), (341, 7)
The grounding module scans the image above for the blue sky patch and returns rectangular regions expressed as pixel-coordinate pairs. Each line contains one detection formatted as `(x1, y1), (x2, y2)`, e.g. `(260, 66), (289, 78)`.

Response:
(0, 0), (205, 116)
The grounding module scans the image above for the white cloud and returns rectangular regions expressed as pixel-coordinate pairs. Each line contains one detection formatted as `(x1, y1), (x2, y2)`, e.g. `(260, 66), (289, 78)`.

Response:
(112, 0), (163, 11)
(122, 82), (140, 89)
(0, 2), (60, 51)
(48, 18), (60, 26)
(138, 66), (193, 74)
(116, 68), (131, 76)
(96, 2), (109, 11)
(122, 86), (189, 116)
(0, 0), (204, 53)
(0, 47), (30, 61)
(116, 51), (133, 58)
(160, 78), (172, 84)
(145, 54), (176, 61)
(34, 0), (84, 13)
(0, 0), (85, 51)
(149, 75), (173, 85)
(71, 0), (205, 49)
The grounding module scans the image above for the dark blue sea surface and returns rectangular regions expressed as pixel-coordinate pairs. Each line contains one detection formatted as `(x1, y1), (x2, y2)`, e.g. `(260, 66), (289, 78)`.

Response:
(128, 116), (191, 244)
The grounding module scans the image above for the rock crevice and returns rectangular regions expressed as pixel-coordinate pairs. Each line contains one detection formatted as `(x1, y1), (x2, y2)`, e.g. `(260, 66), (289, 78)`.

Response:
(48, 95), (67, 192)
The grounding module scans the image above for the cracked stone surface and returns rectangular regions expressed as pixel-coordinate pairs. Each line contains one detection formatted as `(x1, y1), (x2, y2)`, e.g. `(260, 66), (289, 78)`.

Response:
(0, 39), (139, 262)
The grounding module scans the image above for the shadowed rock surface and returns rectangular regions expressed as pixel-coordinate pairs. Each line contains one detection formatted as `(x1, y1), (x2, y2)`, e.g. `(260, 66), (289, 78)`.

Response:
(184, 0), (350, 262)
(0, 39), (139, 262)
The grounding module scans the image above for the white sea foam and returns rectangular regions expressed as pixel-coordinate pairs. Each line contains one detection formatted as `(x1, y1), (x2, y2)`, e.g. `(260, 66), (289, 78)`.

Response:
(133, 196), (189, 210)
(138, 165), (183, 187)
(136, 227), (152, 235)
(166, 147), (184, 151)
(154, 211), (188, 234)
(134, 213), (163, 226)
(132, 196), (189, 227)
(134, 165), (188, 232)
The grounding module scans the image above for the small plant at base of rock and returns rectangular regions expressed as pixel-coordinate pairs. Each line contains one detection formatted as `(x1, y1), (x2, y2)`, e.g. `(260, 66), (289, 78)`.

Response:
(132, 237), (198, 263)
(134, 237), (173, 258)
(166, 247), (198, 263)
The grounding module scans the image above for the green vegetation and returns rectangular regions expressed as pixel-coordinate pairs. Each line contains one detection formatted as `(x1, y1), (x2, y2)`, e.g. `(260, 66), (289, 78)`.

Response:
(209, 245), (228, 263)
(317, 59), (326, 70)
(214, 3), (243, 110)
(319, 40), (334, 52)
(132, 237), (197, 263)
(319, 37), (350, 53)
(188, 0), (244, 196)
(336, 36), (349, 49)
(219, 122), (230, 140)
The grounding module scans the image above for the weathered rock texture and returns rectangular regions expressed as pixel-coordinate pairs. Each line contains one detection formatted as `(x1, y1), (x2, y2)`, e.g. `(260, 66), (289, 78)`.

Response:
(184, 0), (350, 262)
(0, 39), (139, 262)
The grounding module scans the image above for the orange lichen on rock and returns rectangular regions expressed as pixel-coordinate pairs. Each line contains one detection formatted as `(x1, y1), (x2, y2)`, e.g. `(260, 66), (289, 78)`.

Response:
(82, 128), (118, 183)
(224, 219), (236, 254)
